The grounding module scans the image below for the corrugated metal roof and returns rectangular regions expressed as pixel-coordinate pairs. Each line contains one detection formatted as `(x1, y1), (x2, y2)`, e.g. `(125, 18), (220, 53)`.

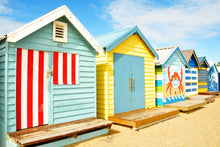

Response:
(181, 49), (200, 68)
(198, 57), (205, 64)
(198, 56), (210, 67)
(181, 49), (194, 63)
(95, 25), (159, 59)
(0, 35), (7, 42)
(155, 46), (178, 65)
(95, 26), (135, 48)
(155, 46), (190, 69)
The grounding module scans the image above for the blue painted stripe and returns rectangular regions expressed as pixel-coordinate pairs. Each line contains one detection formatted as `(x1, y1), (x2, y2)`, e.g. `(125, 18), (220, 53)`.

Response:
(192, 71), (197, 74)
(185, 70), (191, 73)
(192, 83), (197, 86)
(186, 89), (191, 92)
(192, 88), (197, 91)
(156, 98), (164, 106)
(164, 95), (186, 104)
(186, 83), (191, 86)
(186, 77), (191, 80)
(155, 80), (162, 86)
(192, 77), (197, 80)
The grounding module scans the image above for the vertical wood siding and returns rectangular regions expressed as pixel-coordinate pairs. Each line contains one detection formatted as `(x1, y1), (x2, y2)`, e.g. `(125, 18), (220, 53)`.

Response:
(96, 34), (155, 119)
(0, 40), (6, 147)
(6, 16), (97, 132)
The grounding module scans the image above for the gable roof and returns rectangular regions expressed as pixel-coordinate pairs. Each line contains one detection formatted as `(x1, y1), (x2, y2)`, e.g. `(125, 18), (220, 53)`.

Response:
(198, 57), (210, 68)
(208, 61), (218, 73)
(181, 49), (200, 68)
(155, 46), (190, 69)
(2, 5), (104, 54)
(95, 25), (159, 59)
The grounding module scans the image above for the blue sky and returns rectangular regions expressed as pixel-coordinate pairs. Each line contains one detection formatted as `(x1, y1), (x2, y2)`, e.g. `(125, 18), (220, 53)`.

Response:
(0, 0), (220, 63)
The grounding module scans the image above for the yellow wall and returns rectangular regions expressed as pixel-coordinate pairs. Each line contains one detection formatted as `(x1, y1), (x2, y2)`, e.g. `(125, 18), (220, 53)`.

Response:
(96, 34), (155, 119)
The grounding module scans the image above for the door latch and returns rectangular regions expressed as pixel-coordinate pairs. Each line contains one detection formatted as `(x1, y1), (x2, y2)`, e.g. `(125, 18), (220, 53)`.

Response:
(129, 77), (134, 90)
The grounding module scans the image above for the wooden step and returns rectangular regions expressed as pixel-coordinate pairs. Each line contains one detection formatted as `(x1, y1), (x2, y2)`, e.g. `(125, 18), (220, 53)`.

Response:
(108, 108), (179, 130)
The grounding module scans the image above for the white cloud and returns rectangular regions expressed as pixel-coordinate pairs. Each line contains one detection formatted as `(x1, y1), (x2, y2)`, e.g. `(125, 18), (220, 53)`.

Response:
(0, 1), (25, 36)
(104, 0), (220, 47)
(0, 0), (13, 14)
(0, 17), (25, 36)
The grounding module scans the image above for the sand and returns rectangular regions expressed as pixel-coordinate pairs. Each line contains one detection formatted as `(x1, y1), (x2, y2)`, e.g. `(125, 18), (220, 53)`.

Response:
(67, 97), (220, 147)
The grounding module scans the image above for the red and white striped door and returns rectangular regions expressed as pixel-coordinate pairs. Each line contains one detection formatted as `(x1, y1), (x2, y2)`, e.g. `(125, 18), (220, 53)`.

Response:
(16, 48), (49, 130)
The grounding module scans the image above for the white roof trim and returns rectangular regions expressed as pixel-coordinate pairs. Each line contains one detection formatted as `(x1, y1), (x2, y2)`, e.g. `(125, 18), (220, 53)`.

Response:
(6, 5), (104, 54)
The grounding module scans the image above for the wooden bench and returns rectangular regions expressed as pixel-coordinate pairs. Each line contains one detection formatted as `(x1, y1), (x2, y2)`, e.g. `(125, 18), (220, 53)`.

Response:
(8, 117), (113, 146)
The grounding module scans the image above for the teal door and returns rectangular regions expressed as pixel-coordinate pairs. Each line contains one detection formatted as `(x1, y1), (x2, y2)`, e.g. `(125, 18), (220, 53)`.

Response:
(114, 53), (145, 114)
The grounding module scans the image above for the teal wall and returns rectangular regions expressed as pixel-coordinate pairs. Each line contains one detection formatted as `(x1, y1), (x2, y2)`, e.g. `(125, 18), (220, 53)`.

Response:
(0, 39), (6, 147)
(4, 15), (97, 139)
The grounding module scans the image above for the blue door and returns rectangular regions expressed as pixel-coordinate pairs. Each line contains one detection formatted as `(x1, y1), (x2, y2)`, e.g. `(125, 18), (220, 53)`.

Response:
(114, 53), (145, 114)
(131, 56), (145, 110)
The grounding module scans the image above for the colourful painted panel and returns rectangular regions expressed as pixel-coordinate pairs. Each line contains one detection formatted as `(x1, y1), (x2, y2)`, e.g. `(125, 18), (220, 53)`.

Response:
(163, 52), (186, 105)
(155, 68), (163, 106)
(208, 66), (218, 91)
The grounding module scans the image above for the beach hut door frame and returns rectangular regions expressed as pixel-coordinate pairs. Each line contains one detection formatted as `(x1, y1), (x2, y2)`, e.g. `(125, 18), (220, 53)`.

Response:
(113, 53), (145, 114)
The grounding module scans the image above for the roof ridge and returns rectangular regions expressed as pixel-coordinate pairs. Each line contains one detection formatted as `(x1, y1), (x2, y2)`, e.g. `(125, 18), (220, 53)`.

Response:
(156, 45), (178, 50)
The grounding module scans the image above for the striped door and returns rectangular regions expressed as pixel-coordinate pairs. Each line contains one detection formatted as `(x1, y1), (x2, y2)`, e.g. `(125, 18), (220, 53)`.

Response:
(16, 48), (49, 130)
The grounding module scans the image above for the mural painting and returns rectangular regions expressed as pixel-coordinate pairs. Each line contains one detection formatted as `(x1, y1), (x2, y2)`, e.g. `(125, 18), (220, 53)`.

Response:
(163, 65), (186, 104)
(208, 66), (218, 91)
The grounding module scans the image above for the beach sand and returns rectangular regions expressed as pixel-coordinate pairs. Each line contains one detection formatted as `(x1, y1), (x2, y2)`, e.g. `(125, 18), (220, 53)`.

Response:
(67, 97), (220, 147)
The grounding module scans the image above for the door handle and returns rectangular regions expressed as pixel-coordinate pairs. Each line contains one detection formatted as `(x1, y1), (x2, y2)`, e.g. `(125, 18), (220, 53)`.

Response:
(131, 77), (134, 90)
(129, 77), (132, 90)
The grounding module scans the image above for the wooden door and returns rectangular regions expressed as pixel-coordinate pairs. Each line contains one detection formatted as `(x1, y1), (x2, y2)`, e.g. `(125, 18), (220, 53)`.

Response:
(16, 48), (49, 130)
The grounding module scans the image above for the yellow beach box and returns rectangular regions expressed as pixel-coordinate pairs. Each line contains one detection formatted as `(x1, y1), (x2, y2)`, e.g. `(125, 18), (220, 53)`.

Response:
(95, 26), (159, 119)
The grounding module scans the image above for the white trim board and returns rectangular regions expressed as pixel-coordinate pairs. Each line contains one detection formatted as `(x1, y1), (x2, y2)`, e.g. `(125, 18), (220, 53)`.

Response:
(6, 5), (104, 55)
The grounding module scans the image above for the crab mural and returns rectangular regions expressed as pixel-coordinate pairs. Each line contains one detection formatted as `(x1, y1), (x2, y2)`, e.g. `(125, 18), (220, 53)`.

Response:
(166, 66), (184, 94)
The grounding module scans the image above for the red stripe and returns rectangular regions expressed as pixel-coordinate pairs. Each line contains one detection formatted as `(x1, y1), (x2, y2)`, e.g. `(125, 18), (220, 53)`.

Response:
(63, 53), (67, 84)
(71, 54), (76, 84)
(16, 48), (22, 130)
(53, 52), (59, 84)
(38, 51), (44, 126)
(27, 50), (33, 128)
